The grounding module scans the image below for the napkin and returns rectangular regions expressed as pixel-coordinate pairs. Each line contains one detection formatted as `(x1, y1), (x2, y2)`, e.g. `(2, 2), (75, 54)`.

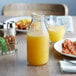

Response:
(59, 60), (76, 73)
(45, 15), (74, 33)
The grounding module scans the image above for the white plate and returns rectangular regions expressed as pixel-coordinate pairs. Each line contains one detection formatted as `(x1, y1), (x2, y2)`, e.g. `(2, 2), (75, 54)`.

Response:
(5, 16), (32, 32)
(54, 38), (76, 58)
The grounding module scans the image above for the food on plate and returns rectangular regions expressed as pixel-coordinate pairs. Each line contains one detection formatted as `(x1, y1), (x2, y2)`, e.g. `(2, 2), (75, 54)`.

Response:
(62, 39), (76, 56)
(15, 18), (31, 30)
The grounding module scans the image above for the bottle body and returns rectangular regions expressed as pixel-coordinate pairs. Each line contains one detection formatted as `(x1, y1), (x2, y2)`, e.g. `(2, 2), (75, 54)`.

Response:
(27, 32), (49, 65)
(27, 13), (49, 65)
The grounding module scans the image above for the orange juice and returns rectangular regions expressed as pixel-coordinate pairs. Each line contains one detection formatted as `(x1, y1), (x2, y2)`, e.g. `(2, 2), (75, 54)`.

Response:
(48, 26), (65, 42)
(27, 31), (49, 65)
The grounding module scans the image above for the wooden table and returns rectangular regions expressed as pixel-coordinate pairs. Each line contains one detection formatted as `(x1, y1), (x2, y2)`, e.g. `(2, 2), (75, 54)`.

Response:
(0, 16), (76, 76)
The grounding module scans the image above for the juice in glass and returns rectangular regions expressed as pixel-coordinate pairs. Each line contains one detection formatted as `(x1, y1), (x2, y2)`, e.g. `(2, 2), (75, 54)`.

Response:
(27, 31), (49, 65)
(48, 26), (65, 42)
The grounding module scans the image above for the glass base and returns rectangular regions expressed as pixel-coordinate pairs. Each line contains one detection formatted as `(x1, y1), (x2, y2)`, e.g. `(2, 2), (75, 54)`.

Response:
(27, 61), (48, 66)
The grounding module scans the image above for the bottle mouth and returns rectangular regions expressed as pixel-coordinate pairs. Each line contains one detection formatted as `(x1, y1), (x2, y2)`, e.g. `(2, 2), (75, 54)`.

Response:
(32, 12), (43, 16)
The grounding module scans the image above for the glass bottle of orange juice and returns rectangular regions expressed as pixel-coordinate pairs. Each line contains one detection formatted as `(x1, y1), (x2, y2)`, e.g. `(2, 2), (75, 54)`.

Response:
(27, 13), (49, 66)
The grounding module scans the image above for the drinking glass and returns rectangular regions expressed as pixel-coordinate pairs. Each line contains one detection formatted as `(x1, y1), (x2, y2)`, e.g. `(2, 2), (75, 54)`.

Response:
(47, 24), (65, 43)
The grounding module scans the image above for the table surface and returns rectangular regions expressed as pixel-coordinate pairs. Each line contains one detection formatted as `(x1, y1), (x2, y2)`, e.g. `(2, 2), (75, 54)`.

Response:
(0, 16), (76, 76)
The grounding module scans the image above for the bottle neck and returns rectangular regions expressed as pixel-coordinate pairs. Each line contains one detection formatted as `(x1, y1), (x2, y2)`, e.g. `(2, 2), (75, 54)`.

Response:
(32, 14), (44, 22)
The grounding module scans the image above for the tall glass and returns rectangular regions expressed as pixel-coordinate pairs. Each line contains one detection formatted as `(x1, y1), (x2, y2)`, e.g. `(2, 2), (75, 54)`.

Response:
(48, 24), (65, 43)
(27, 13), (49, 66)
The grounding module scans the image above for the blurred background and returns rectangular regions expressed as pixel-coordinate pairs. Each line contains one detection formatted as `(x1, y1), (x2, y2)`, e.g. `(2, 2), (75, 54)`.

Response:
(0, 0), (76, 16)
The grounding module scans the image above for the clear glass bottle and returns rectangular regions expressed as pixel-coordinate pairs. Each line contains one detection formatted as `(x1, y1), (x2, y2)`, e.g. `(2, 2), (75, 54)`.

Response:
(1, 22), (17, 55)
(27, 13), (49, 66)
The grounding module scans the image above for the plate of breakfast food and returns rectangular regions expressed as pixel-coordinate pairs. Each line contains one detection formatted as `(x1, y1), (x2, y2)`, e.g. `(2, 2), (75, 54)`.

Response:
(54, 38), (76, 58)
(5, 16), (32, 32)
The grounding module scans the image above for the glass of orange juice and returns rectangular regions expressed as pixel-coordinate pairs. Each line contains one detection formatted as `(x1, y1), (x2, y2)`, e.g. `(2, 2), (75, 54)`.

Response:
(48, 25), (65, 43)
(27, 13), (49, 66)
